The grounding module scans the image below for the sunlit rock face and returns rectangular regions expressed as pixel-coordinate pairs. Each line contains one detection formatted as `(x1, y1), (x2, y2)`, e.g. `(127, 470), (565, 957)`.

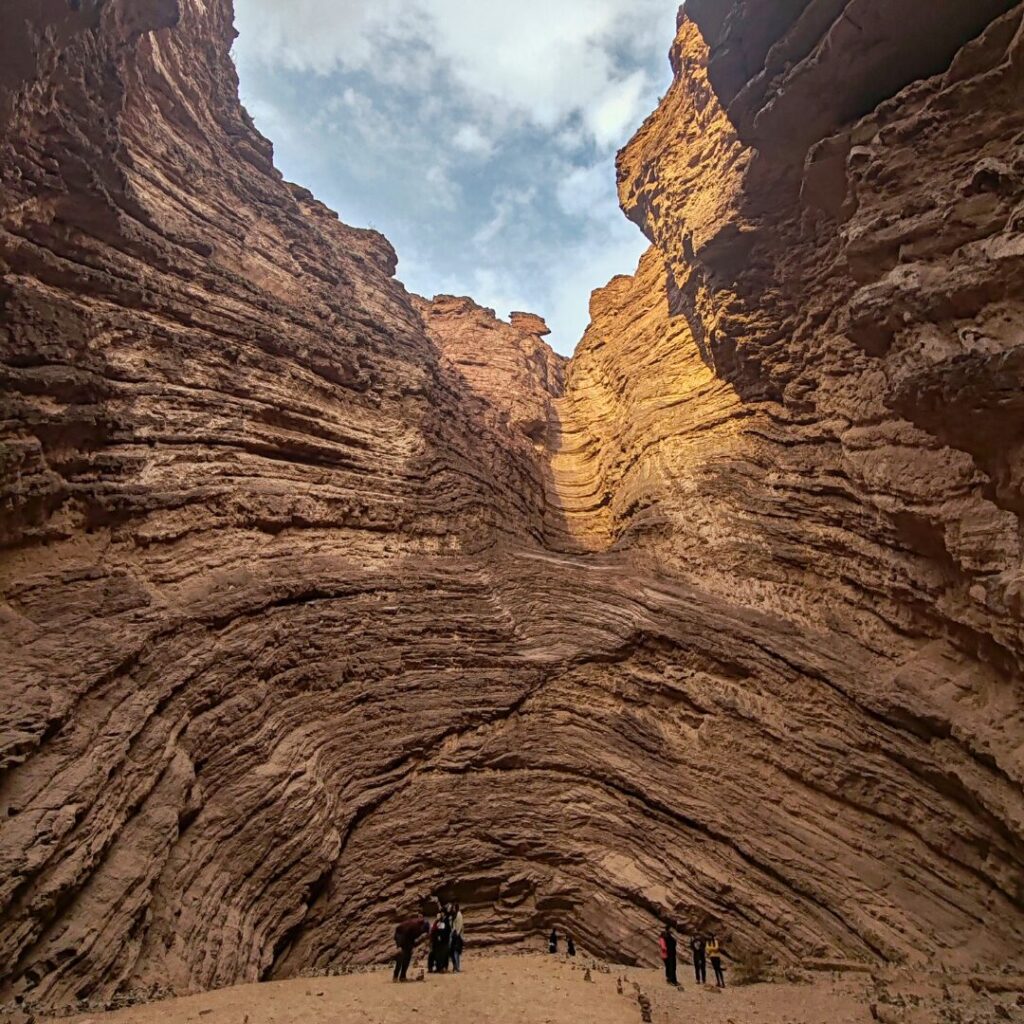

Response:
(2, 0), (1024, 1014)
(609, 0), (1024, 967)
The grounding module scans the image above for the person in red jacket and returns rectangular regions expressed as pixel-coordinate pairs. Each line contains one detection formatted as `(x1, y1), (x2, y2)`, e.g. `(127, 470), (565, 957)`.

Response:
(659, 924), (678, 985)
(393, 916), (430, 982)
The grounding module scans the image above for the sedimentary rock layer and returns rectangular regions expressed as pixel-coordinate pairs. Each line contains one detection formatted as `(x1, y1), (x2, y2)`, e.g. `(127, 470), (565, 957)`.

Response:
(609, 0), (1024, 968)
(0, 0), (557, 1008)
(1, 0), (1023, 1016)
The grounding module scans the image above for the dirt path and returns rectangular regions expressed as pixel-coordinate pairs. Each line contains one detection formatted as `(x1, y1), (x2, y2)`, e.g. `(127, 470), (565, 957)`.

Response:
(46, 955), (879, 1024)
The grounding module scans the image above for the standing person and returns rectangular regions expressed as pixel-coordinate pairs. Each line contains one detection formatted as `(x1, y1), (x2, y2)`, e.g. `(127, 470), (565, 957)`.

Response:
(450, 902), (465, 973)
(548, 928), (559, 954)
(428, 908), (451, 973)
(707, 934), (725, 988)
(427, 913), (438, 973)
(393, 916), (429, 983)
(441, 904), (454, 972)
(689, 933), (707, 984)
(659, 925), (678, 986)
(566, 935), (576, 957)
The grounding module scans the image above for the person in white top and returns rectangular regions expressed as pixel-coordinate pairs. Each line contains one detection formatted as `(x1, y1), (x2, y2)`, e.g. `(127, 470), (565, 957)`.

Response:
(450, 902), (465, 972)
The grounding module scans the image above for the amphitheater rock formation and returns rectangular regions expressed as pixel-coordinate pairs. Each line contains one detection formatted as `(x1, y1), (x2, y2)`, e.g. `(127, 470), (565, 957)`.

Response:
(2, 0), (1023, 1014)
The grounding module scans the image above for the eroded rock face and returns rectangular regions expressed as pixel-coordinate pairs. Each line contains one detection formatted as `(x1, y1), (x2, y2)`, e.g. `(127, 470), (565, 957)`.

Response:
(418, 296), (565, 448)
(1, 0), (1023, 1015)
(611, 0), (1024, 968)
(0, 0), (559, 1007)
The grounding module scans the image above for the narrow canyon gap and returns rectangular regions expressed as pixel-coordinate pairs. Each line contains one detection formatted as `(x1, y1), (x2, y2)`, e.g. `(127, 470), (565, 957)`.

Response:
(2, 0), (1024, 1013)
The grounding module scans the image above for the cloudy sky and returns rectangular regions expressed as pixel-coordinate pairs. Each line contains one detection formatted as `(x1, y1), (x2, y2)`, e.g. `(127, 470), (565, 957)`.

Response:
(231, 1), (679, 354)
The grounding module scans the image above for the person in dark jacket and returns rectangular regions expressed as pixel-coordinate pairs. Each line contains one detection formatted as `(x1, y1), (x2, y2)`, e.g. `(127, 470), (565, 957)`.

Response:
(566, 935), (576, 957)
(548, 928), (559, 954)
(428, 908), (452, 973)
(393, 916), (430, 982)
(689, 933), (707, 984)
(659, 925), (678, 985)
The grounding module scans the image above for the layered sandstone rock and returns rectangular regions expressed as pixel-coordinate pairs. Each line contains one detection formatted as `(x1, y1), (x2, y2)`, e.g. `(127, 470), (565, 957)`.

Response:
(616, 3), (1024, 746)
(0, 0), (558, 1009)
(608, 0), (1024, 969)
(2, 0), (1023, 1016)
(417, 296), (564, 465)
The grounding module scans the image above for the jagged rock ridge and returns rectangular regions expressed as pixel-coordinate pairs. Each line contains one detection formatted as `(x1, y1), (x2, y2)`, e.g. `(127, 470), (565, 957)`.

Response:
(1, 0), (1023, 1014)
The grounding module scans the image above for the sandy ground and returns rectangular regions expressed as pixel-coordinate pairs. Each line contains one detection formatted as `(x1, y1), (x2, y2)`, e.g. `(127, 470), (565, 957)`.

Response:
(44, 954), (881, 1024)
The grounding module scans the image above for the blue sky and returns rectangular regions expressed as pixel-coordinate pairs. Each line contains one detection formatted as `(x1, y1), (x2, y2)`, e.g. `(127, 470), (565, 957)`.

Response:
(231, 1), (679, 354)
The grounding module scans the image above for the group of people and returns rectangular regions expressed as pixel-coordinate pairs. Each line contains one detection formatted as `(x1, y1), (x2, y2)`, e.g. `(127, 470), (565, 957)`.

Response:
(392, 903), (465, 982)
(392, 908), (723, 989)
(659, 926), (725, 988)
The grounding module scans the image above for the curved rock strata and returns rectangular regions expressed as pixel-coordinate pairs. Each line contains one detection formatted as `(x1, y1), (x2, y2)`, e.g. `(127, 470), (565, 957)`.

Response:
(1, 0), (1023, 1014)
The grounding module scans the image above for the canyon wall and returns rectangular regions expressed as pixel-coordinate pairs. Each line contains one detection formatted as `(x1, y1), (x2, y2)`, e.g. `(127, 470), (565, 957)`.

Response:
(1, 0), (1023, 1015)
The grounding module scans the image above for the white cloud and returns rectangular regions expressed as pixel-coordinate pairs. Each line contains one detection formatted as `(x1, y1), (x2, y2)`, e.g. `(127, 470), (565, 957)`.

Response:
(234, 1), (397, 75)
(556, 160), (617, 220)
(473, 186), (537, 247)
(425, 165), (460, 210)
(234, 0), (672, 149)
(585, 69), (650, 149)
(452, 123), (495, 158)
(233, 0), (678, 356)
(467, 267), (539, 324)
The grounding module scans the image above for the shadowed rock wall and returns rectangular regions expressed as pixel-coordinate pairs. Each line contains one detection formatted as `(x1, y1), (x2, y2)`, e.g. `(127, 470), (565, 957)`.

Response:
(2, 0), (1023, 1014)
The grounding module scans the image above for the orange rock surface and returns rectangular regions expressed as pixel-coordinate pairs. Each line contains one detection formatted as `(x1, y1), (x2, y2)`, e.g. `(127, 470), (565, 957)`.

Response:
(2, 0), (1023, 1017)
